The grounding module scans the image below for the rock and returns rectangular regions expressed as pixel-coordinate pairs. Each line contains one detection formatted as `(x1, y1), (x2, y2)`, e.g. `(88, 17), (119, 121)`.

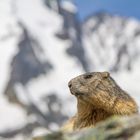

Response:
(32, 115), (140, 140)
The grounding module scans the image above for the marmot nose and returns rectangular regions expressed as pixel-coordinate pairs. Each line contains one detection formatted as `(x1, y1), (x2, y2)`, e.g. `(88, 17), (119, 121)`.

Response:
(68, 81), (72, 88)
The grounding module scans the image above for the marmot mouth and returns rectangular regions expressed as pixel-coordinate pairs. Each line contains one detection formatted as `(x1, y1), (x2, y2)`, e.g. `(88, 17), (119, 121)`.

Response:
(71, 91), (85, 96)
(75, 92), (85, 96)
(69, 88), (85, 96)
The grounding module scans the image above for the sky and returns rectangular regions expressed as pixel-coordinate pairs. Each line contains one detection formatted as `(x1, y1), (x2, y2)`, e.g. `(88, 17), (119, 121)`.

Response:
(74, 0), (140, 21)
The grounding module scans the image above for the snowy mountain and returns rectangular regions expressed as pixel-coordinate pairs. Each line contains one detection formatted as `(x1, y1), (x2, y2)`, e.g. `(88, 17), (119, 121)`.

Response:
(0, 0), (140, 139)
(83, 12), (140, 72)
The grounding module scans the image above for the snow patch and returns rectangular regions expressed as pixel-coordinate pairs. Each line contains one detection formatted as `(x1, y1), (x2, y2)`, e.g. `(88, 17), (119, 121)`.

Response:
(61, 1), (77, 13)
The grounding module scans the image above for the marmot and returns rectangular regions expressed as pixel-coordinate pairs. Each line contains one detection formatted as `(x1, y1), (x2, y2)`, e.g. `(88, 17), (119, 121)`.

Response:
(62, 72), (138, 132)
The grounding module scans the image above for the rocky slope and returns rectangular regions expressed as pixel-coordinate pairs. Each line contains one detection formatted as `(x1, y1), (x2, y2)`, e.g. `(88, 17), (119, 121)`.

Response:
(33, 115), (140, 140)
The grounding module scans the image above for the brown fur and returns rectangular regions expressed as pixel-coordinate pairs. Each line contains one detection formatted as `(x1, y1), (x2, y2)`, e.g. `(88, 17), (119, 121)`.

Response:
(62, 72), (138, 132)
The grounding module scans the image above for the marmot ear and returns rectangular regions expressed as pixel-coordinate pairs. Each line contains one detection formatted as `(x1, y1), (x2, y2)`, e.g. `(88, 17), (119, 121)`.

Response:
(102, 72), (110, 78)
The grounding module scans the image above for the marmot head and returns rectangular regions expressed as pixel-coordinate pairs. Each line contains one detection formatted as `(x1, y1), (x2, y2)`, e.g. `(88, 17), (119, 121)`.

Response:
(68, 72), (133, 108)
(68, 72), (111, 97)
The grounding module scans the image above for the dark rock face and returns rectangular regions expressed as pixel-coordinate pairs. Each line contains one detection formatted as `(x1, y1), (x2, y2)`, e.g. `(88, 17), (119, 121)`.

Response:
(42, 94), (68, 128)
(11, 26), (53, 85)
(55, 2), (90, 72)
(4, 24), (53, 108)
(44, 0), (61, 13)
(26, 93), (68, 129)
(0, 93), (68, 139)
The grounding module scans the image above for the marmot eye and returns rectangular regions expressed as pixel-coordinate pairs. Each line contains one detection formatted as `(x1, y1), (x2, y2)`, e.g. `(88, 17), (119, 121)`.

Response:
(84, 74), (93, 79)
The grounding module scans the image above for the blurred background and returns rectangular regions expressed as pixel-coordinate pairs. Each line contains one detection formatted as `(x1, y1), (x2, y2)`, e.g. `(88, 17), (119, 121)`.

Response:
(0, 0), (140, 139)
